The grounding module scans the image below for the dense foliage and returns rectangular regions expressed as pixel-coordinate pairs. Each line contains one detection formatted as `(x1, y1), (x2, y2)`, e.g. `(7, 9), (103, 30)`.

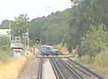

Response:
(29, 9), (72, 45)
(0, 36), (10, 60)
(68, 0), (108, 65)
(0, 0), (108, 64)
(11, 14), (30, 38)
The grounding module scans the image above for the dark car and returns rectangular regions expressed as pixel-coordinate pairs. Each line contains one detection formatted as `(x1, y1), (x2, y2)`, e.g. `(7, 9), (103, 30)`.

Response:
(40, 45), (60, 56)
(40, 45), (53, 55)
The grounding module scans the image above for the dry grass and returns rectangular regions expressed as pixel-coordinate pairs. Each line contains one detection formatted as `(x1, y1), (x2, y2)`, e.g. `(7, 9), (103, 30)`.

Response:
(87, 64), (108, 78)
(92, 65), (108, 75)
(0, 57), (27, 79)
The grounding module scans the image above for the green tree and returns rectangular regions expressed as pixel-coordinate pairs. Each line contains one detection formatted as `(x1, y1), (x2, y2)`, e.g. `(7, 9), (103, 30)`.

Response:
(11, 14), (30, 38)
(0, 36), (11, 60)
(0, 20), (10, 29)
(0, 36), (10, 50)
(80, 24), (108, 58)
(29, 9), (71, 45)
(30, 17), (48, 44)
(66, 0), (108, 53)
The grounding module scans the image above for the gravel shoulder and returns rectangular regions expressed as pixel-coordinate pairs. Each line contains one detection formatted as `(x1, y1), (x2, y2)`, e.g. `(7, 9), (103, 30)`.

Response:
(18, 58), (40, 79)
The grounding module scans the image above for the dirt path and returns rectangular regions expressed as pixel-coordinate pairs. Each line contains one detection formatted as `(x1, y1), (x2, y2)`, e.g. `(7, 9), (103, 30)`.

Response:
(0, 57), (26, 79)
(18, 58), (40, 79)
(18, 48), (41, 79)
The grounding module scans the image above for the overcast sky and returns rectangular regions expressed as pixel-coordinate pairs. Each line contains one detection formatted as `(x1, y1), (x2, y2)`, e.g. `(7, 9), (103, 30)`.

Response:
(0, 0), (71, 23)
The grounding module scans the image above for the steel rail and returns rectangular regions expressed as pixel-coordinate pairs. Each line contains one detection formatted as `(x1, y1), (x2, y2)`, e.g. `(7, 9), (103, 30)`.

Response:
(67, 60), (92, 77)
(54, 59), (73, 79)
(51, 58), (82, 79)
(50, 58), (104, 79)
(51, 58), (66, 79)
(68, 59), (104, 79)
(50, 59), (60, 79)
(37, 59), (43, 79)
(60, 60), (84, 79)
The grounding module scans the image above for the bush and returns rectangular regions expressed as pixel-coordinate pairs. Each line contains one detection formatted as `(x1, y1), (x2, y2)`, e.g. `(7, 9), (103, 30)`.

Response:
(79, 55), (93, 64)
(94, 50), (108, 67)
(0, 49), (11, 61)
(0, 36), (11, 61)
(0, 36), (10, 50)
(80, 24), (108, 57)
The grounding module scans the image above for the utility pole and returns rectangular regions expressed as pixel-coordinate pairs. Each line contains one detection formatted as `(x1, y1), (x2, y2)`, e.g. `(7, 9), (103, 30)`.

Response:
(23, 31), (29, 50)
(27, 28), (29, 49)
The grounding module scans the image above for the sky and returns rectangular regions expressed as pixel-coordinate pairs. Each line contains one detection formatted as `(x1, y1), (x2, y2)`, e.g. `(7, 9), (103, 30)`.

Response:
(0, 0), (72, 23)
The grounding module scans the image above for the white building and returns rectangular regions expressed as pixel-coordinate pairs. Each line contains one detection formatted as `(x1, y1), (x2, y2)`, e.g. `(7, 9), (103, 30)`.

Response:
(0, 29), (11, 36)
(11, 36), (24, 57)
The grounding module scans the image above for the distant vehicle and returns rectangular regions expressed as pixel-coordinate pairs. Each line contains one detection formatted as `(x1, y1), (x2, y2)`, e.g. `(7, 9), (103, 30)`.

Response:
(40, 45), (60, 56)
(50, 48), (61, 55)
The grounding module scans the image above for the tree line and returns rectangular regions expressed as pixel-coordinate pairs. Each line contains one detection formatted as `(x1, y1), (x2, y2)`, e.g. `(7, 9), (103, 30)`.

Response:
(0, 0), (108, 64)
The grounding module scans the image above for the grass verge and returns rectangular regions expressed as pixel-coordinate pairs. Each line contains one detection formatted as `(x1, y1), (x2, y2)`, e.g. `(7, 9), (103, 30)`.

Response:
(0, 57), (27, 79)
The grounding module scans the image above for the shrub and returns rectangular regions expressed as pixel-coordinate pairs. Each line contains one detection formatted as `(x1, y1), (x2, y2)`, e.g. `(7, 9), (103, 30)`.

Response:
(94, 50), (108, 67)
(0, 50), (11, 61)
(79, 55), (93, 64)
(0, 36), (11, 61)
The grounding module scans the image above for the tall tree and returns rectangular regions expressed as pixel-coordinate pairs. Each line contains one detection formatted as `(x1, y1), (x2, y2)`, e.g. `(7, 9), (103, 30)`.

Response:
(66, 0), (108, 53)
(80, 24), (108, 57)
(11, 14), (30, 37)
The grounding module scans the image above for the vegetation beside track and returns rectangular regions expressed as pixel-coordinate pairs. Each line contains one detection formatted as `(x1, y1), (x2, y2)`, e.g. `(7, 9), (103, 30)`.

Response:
(0, 36), (11, 62)
(0, 57), (27, 79)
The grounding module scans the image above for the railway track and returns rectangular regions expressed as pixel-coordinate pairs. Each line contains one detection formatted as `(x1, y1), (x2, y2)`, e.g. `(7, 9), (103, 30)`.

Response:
(50, 58), (104, 79)
(50, 58), (66, 79)
(37, 59), (43, 79)
(68, 59), (104, 79)
(38, 47), (104, 79)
